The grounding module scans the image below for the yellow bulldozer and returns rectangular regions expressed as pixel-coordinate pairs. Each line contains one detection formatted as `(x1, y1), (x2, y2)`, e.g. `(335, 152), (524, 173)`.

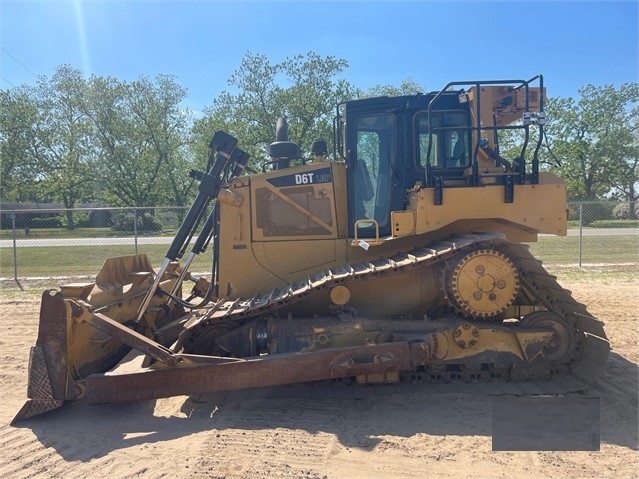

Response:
(13, 75), (609, 424)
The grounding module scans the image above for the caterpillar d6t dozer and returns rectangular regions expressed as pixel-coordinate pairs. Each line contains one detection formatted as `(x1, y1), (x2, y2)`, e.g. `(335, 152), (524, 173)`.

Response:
(13, 75), (610, 424)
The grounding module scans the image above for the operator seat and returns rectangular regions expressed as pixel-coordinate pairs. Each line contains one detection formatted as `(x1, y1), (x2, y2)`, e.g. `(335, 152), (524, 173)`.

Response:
(448, 135), (466, 168)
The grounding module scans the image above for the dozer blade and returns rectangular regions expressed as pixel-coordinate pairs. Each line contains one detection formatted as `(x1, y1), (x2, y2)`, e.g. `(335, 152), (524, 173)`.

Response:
(12, 291), (73, 425)
(12, 346), (65, 424)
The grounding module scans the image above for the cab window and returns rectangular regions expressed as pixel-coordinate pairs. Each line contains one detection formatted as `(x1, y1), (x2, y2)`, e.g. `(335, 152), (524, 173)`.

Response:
(417, 112), (471, 169)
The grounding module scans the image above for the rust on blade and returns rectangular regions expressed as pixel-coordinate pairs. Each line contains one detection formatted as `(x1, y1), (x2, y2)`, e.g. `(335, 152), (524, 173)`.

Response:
(85, 342), (411, 404)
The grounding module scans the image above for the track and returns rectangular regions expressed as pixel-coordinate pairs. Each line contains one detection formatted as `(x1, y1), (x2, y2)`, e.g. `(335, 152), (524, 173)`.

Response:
(179, 233), (610, 395)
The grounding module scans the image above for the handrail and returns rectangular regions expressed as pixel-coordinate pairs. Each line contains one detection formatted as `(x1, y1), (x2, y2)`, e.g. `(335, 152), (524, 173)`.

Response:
(425, 76), (544, 188)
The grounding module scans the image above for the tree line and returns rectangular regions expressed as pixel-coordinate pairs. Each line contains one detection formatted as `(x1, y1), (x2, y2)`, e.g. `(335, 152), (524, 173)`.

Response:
(1, 51), (637, 226)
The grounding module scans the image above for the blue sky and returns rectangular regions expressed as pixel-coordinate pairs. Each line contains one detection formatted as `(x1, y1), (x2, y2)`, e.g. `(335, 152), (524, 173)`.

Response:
(1, 0), (637, 113)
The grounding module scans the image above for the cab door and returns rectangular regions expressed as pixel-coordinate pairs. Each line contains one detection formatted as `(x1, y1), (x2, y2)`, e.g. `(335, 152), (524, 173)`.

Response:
(347, 112), (406, 238)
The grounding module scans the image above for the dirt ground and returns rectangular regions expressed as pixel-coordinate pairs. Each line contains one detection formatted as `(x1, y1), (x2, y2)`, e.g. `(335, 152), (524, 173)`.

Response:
(0, 277), (637, 479)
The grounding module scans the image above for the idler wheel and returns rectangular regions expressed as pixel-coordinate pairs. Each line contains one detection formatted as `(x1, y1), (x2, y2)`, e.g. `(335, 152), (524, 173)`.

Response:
(520, 311), (575, 364)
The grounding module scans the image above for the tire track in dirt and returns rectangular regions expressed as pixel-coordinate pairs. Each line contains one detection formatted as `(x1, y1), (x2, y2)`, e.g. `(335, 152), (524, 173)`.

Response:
(182, 395), (342, 478)
(0, 425), (89, 479)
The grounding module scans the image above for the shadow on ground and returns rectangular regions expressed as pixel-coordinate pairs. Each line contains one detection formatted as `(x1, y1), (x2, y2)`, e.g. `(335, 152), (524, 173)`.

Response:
(13, 351), (636, 461)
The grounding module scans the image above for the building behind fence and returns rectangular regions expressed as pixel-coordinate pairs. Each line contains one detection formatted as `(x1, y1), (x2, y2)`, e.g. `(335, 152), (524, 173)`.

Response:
(1, 202), (638, 282)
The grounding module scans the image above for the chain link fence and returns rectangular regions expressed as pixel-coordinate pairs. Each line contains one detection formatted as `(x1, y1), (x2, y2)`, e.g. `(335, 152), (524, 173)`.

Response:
(0, 206), (197, 284)
(1, 202), (638, 286)
(530, 201), (639, 267)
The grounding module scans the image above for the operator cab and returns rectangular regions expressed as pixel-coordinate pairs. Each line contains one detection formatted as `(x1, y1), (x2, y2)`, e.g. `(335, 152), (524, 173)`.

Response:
(338, 90), (473, 238)
(337, 77), (546, 239)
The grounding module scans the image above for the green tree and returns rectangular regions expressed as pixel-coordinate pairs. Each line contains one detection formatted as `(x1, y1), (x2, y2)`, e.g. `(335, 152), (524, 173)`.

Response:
(84, 74), (193, 207)
(363, 78), (427, 98)
(191, 52), (357, 169)
(38, 66), (95, 224)
(0, 88), (41, 202)
(1, 65), (96, 228)
(542, 83), (639, 201)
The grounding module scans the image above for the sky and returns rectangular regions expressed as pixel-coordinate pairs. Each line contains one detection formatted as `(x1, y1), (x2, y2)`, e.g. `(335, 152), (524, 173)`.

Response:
(0, 0), (637, 114)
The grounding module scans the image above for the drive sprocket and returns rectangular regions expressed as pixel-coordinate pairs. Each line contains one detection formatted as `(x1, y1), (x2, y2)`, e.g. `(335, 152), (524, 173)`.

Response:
(444, 248), (520, 319)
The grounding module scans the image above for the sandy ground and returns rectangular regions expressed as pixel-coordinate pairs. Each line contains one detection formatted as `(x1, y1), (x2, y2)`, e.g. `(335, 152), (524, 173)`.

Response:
(0, 277), (637, 479)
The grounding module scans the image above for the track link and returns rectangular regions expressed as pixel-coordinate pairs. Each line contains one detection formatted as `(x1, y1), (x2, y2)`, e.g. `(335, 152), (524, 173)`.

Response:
(188, 233), (491, 323)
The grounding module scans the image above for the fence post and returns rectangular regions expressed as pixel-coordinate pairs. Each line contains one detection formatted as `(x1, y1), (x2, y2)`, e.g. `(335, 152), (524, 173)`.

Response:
(578, 203), (583, 268)
(133, 208), (138, 254)
(11, 212), (24, 290)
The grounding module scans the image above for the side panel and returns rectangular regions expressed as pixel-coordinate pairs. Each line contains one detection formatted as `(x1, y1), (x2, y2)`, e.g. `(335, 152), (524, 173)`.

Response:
(256, 240), (337, 277)
(408, 172), (567, 240)
(217, 163), (349, 299)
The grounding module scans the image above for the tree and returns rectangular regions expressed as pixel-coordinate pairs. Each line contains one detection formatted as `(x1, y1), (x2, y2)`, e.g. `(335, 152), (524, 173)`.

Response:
(83, 74), (193, 207)
(191, 52), (358, 169)
(0, 66), (96, 228)
(542, 83), (639, 201)
(38, 66), (96, 226)
(0, 88), (41, 202)
(363, 78), (427, 98)
(3, 67), (202, 212)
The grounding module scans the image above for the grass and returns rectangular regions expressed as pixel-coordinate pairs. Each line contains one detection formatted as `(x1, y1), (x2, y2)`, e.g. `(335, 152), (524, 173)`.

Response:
(566, 220), (639, 228)
(1, 244), (214, 279)
(527, 234), (639, 264)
